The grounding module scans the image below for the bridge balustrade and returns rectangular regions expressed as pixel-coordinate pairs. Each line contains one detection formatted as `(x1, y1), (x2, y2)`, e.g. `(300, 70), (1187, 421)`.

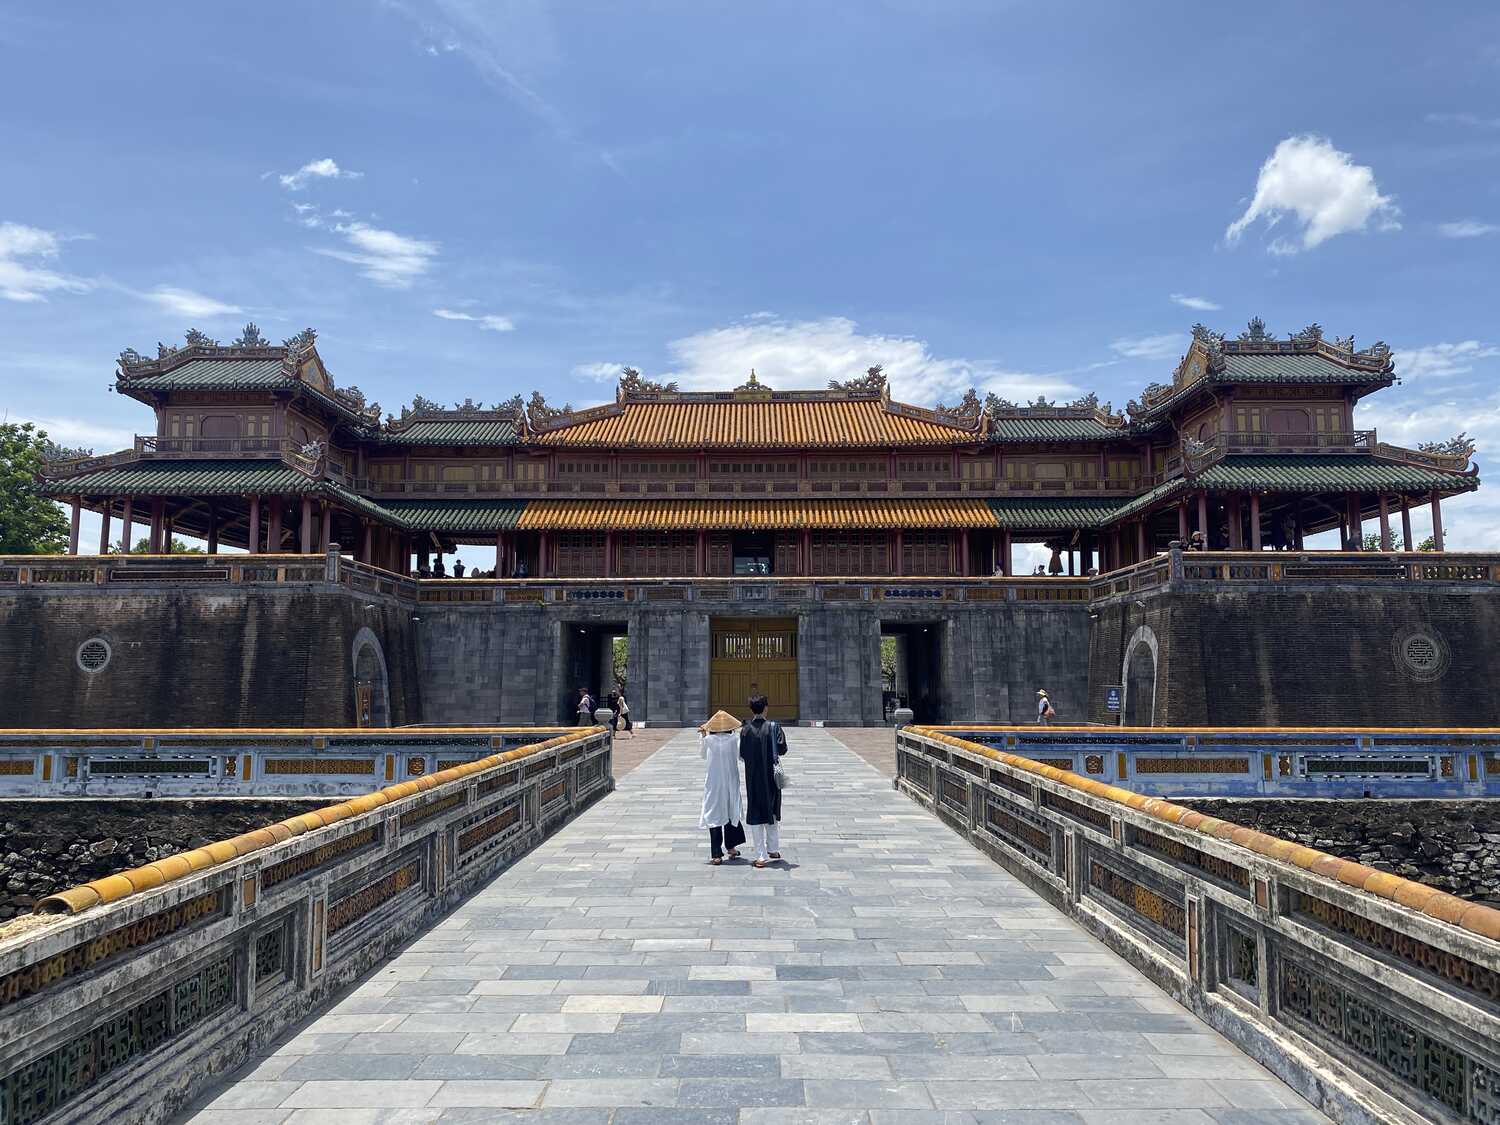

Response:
(928, 725), (1500, 798)
(0, 725), (612, 1125)
(896, 726), (1500, 1125)
(0, 727), (579, 797)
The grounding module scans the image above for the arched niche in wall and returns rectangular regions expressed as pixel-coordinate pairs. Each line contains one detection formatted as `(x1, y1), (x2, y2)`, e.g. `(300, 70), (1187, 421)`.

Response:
(1121, 623), (1158, 727)
(351, 626), (391, 728)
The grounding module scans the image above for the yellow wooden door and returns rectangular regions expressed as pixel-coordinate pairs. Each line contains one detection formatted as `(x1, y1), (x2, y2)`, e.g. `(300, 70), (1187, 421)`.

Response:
(709, 617), (799, 723)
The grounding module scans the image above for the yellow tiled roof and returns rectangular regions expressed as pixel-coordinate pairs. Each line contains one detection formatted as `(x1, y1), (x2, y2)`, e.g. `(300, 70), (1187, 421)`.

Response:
(533, 398), (979, 449)
(518, 499), (998, 531)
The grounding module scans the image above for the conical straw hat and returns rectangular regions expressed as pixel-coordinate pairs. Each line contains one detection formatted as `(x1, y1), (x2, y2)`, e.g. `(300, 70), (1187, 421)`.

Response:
(699, 710), (741, 734)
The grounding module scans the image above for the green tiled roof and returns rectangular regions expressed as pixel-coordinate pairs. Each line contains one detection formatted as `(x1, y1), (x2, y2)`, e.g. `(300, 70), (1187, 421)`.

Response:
(377, 500), (525, 533)
(1197, 455), (1476, 493)
(1112, 455), (1477, 522)
(988, 417), (1133, 443)
(378, 418), (520, 446)
(120, 358), (290, 391)
(1221, 352), (1391, 384)
(43, 460), (318, 497)
(988, 498), (1123, 530)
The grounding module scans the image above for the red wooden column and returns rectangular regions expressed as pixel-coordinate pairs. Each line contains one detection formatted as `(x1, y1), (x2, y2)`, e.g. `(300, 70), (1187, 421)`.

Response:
(1001, 529), (1011, 576)
(206, 506), (219, 555)
(802, 529), (813, 576)
(1177, 500), (1188, 544)
(120, 498), (134, 553)
(696, 530), (707, 576)
(959, 529), (970, 576)
(1226, 495), (1243, 550)
(1197, 492), (1209, 541)
(893, 530), (903, 576)
(300, 497), (313, 553)
(1377, 493), (1392, 551)
(1136, 520), (1147, 559)
(320, 504), (332, 553)
(268, 500), (283, 553)
(1401, 497), (1413, 549)
(1347, 494), (1363, 547)
(97, 499), (113, 555)
(1249, 494), (1262, 551)
(248, 496), (262, 555)
(361, 521), (374, 563)
(68, 497), (81, 554)
(150, 499), (165, 553)
(1430, 491), (1445, 550)
(604, 530), (615, 577)
(538, 530), (549, 577)
(496, 531), (507, 576)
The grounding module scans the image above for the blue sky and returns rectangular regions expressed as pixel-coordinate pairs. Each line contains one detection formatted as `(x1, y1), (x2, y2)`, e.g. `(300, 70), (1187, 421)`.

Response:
(3, 1), (1499, 554)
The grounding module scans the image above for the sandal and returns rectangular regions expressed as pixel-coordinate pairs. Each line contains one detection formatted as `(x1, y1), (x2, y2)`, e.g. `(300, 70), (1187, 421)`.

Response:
(710, 858), (723, 866)
(768, 852), (781, 860)
(752, 860), (767, 869)
(726, 850), (741, 859)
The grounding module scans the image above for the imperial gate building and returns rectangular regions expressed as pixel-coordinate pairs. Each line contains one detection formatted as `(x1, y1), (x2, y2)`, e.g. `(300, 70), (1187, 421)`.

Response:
(12, 320), (1493, 730)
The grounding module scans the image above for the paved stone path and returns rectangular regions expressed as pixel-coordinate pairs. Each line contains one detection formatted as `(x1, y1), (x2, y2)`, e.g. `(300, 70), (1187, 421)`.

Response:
(184, 730), (1327, 1124)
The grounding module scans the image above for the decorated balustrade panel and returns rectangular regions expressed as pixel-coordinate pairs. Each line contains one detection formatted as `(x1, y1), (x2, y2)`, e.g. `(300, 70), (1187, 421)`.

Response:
(895, 727), (1500, 1125)
(928, 726), (1500, 798)
(0, 726), (612, 1125)
(0, 728), (580, 798)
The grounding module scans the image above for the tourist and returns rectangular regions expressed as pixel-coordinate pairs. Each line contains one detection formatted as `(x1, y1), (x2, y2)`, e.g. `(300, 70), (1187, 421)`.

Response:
(1036, 688), (1055, 725)
(433, 557), (447, 577)
(576, 686), (594, 726)
(699, 709), (745, 865)
(514, 558), (529, 578)
(605, 690), (620, 735)
(739, 693), (788, 868)
(616, 686), (634, 736)
(417, 563), (432, 579)
(1187, 531), (1206, 551)
(453, 558), (466, 578)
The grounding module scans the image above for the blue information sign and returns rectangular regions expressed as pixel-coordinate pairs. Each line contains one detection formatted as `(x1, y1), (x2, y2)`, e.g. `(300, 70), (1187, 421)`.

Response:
(1105, 686), (1122, 714)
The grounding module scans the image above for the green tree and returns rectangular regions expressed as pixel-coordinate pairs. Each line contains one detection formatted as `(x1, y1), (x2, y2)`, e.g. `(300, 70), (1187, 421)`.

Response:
(0, 422), (69, 554)
(611, 635), (629, 688)
(1362, 531), (1440, 552)
(112, 537), (204, 555)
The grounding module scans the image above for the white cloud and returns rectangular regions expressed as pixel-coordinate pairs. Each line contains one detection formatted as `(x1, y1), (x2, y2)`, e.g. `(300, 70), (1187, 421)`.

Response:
(0, 221), (93, 302)
(433, 307), (515, 332)
(1392, 341), (1500, 379)
(1110, 333), (1185, 362)
(573, 361), (624, 382)
(1225, 135), (1400, 253)
(1438, 220), (1499, 238)
(29, 416), (134, 452)
(1170, 293), (1220, 311)
(645, 315), (1076, 404)
(317, 223), (437, 288)
(278, 157), (362, 191)
(140, 286), (242, 318)
(1425, 112), (1500, 129)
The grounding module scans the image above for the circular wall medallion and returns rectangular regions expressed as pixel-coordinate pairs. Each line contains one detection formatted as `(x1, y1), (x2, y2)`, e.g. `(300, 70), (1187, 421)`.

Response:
(76, 637), (112, 675)
(1391, 629), (1449, 682)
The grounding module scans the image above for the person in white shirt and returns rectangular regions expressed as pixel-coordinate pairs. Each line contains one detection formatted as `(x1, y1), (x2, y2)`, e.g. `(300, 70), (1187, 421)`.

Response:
(699, 710), (745, 864)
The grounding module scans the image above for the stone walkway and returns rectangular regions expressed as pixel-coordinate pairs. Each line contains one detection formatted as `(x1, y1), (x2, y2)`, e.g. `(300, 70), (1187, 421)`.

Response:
(184, 730), (1326, 1124)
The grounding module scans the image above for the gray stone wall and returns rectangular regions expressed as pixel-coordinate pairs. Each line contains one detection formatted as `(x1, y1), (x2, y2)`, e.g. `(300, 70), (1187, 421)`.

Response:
(0, 799), (323, 921)
(1181, 798), (1500, 904)
(1087, 582), (1500, 726)
(0, 586), (421, 729)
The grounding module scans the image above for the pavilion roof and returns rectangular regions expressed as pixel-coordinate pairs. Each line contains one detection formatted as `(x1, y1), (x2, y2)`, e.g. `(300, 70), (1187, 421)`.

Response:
(987, 415), (1137, 443)
(515, 498), (997, 530)
(987, 498), (1123, 529)
(1112, 455), (1478, 522)
(531, 392), (982, 450)
(376, 415), (521, 446)
(378, 500), (525, 532)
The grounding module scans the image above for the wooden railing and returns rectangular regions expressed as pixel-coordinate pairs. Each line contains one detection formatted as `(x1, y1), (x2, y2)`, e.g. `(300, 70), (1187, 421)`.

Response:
(1182, 430), (1376, 474)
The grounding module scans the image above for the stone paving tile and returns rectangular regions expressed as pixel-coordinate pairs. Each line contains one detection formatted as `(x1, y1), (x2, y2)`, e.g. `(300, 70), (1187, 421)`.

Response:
(180, 729), (1327, 1122)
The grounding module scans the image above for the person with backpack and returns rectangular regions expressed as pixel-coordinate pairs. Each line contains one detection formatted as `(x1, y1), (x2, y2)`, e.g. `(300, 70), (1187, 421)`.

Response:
(576, 686), (594, 726)
(739, 693), (789, 868)
(1036, 688), (1055, 725)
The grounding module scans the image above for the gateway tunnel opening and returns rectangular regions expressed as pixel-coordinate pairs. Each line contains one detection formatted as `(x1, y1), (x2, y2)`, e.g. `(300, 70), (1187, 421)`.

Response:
(882, 622), (945, 725)
(562, 621), (629, 724)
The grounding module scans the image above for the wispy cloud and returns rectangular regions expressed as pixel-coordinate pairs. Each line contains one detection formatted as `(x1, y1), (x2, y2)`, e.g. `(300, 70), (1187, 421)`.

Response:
(276, 157), (362, 191)
(28, 415), (134, 452)
(1170, 293), (1220, 311)
(1425, 111), (1500, 129)
(316, 222), (438, 288)
(1393, 341), (1500, 379)
(1225, 135), (1400, 254)
(433, 307), (515, 332)
(138, 286), (242, 318)
(1437, 220), (1499, 239)
(0, 221), (93, 303)
(1110, 333), (1185, 362)
(573, 361), (623, 382)
(633, 315), (1077, 404)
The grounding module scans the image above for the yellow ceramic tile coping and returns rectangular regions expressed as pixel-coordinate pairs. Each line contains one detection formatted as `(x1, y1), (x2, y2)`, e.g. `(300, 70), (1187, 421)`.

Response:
(912, 728), (1500, 944)
(34, 728), (605, 916)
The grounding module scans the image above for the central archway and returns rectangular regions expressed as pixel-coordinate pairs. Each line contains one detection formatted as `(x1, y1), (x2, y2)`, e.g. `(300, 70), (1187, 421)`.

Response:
(351, 627), (390, 727)
(1120, 624), (1158, 727)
